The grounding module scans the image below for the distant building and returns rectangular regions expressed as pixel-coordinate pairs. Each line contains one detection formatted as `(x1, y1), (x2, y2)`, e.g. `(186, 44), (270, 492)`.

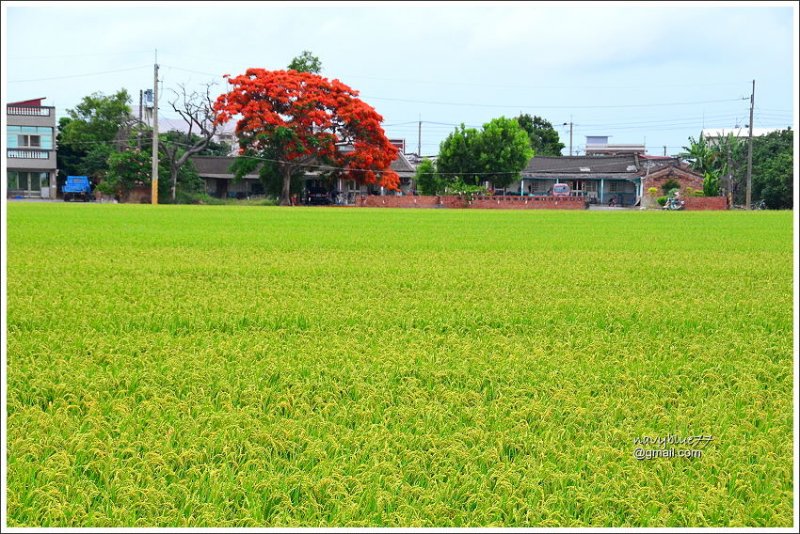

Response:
(700, 127), (781, 143)
(504, 154), (701, 207)
(190, 150), (416, 203)
(6, 98), (58, 199)
(132, 105), (239, 155)
(514, 154), (643, 206)
(389, 138), (406, 153)
(584, 135), (646, 156)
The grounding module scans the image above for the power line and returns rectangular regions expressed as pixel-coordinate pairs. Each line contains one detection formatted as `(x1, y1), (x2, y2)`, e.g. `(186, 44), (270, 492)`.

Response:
(8, 50), (153, 60)
(575, 113), (743, 127)
(340, 73), (752, 91)
(8, 65), (151, 83)
(361, 95), (747, 110)
(159, 64), (748, 112)
(161, 65), (223, 78)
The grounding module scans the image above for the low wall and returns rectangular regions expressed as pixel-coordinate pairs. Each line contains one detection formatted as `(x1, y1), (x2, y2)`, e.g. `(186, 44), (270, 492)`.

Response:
(361, 195), (440, 208)
(684, 196), (728, 210)
(360, 195), (587, 210)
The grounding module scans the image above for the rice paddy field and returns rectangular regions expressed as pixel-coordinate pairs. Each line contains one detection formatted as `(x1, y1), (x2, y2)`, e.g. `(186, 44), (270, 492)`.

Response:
(4, 203), (795, 527)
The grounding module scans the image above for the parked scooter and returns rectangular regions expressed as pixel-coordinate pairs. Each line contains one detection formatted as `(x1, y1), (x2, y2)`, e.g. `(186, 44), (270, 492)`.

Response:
(662, 190), (685, 210)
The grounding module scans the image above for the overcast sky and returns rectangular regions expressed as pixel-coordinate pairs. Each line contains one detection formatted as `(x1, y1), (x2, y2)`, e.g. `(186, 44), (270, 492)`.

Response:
(3, 1), (798, 156)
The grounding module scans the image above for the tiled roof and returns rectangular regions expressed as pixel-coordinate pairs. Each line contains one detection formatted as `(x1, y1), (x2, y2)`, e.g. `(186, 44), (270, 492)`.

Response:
(644, 164), (704, 180)
(192, 150), (413, 179)
(190, 157), (260, 179)
(523, 155), (640, 177)
(390, 152), (415, 174)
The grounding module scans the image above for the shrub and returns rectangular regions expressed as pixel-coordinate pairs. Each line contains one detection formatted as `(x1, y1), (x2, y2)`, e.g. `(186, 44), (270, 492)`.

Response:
(657, 196), (667, 206)
(703, 171), (720, 196)
(661, 179), (680, 194)
(647, 187), (659, 197)
(177, 192), (225, 205)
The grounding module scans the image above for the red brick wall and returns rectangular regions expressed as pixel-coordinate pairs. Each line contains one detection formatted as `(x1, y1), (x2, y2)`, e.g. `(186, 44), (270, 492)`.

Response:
(439, 196), (468, 209)
(683, 196), (728, 210)
(361, 195), (441, 208)
(642, 173), (705, 209)
(360, 195), (587, 209)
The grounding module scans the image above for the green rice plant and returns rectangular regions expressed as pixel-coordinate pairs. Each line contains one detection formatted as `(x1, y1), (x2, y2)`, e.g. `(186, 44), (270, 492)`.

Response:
(5, 204), (794, 527)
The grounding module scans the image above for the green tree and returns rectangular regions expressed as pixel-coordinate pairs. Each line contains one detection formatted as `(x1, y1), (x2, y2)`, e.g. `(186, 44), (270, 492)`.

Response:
(98, 137), (203, 203)
(288, 50), (322, 73)
(436, 124), (483, 185)
(702, 171), (720, 196)
(99, 148), (150, 199)
(515, 114), (564, 156)
(55, 117), (85, 187)
(680, 132), (720, 197)
(476, 117), (533, 188)
(414, 158), (445, 195)
(683, 128), (793, 207)
(710, 132), (745, 201)
(752, 128), (793, 209)
(437, 118), (532, 189)
(58, 90), (133, 181)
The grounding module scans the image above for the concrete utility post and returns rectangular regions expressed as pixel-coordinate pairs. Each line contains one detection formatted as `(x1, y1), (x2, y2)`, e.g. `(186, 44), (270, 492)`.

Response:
(562, 119), (573, 155)
(418, 115), (421, 156)
(569, 118), (573, 156)
(151, 51), (159, 205)
(745, 79), (755, 210)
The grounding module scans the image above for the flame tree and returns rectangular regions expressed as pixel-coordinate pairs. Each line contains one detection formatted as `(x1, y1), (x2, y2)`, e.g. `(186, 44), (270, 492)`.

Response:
(214, 69), (398, 205)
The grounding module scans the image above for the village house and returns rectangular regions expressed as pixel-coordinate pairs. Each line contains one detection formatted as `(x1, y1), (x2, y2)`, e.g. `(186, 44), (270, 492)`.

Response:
(509, 154), (644, 206)
(190, 149), (417, 204)
(190, 149), (709, 208)
(6, 98), (58, 199)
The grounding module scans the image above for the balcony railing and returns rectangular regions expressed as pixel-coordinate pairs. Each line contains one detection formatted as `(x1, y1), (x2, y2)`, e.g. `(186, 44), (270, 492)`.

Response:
(7, 105), (54, 116)
(7, 148), (52, 159)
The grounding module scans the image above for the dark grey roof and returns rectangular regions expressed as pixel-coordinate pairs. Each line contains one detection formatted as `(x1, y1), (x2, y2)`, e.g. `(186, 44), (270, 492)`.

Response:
(390, 152), (415, 174)
(192, 151), (413, 179)
(191, 156), (260, 179)
(523, 155), (640, 176)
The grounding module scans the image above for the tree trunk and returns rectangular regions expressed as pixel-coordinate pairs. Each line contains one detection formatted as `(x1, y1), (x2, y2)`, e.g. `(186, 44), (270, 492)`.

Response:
(280, 166), (292, 206)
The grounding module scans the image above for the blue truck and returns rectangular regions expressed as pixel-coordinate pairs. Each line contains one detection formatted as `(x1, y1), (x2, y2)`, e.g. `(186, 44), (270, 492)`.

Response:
(63, 176), (93, 202)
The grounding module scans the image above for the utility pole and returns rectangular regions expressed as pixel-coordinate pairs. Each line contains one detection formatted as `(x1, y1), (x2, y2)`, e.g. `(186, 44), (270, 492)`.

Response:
(151, 51), (159, 205)
(745, 79), (755, 210)
(563, 118), (573, 155)
(418, 115), (421, 156)
(663, 145), (667, 156)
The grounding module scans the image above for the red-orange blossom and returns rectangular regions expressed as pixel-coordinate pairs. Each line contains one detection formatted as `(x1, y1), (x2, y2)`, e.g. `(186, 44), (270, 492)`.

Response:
(214, 69), (399, 203)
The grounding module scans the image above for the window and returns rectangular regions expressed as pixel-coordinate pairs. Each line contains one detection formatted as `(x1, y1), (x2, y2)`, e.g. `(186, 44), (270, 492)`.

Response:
(7, 171), (48, 191)
(18, 135), (41, 147)
(609, 181), (623, 192)
(7, 126), (53, 149)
